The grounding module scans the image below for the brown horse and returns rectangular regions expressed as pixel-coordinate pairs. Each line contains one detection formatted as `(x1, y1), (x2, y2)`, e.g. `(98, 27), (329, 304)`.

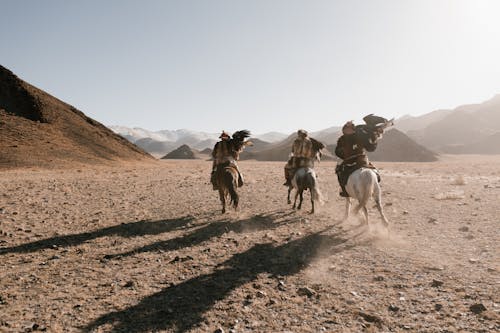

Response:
(215, 161), (240, 213)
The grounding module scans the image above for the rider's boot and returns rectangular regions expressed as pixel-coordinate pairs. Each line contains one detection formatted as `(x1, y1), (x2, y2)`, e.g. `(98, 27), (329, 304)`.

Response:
(339, 184), (349, 197)
(283, 167), (292, 186)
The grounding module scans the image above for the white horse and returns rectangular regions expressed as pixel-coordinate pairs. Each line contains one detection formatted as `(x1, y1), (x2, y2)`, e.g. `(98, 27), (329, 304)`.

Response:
(287, 167), (323, 214)
(344, 168), (389, 227)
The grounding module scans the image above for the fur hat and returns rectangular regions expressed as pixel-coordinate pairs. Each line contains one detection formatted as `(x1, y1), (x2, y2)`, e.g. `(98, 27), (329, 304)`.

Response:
(219, 131), (230, 139)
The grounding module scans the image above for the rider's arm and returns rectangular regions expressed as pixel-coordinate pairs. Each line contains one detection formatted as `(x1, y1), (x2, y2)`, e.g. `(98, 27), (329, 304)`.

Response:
(334, 137), (345, 159)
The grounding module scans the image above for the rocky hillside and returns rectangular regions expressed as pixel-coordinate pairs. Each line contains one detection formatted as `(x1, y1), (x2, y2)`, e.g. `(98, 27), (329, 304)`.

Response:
(0, 65), (153, 169)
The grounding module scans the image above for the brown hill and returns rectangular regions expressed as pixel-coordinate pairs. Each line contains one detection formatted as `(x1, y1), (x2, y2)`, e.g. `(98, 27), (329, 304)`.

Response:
(161, 144), (208, 159)
(0, 65), (153, 169)
(326, 129), (438, 162)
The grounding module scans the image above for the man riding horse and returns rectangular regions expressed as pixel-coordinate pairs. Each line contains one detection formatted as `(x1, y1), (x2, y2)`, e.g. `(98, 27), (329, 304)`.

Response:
(283, 129), (325, 186)
(335, 114), (393, 197)
(211, 130), (250, 190)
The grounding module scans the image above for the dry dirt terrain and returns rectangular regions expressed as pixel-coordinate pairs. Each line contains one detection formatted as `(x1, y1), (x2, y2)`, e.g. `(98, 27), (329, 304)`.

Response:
(0, 156), (499, 332)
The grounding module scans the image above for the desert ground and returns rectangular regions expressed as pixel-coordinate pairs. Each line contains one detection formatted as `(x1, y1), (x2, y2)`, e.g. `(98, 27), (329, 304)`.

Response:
(0, 156), (499, 333)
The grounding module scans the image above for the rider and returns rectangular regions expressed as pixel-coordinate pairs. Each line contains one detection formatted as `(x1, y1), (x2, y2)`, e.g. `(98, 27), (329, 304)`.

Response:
(211, 131), (244, 190)
(283, 129), (322, 186)
(335, 117), (386, 197)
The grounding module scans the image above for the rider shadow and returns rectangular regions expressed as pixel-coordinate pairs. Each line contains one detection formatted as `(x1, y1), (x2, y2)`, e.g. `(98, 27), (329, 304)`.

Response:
(83, 230), (351, 333)
(0, 216), (196, 256)
(107, 210), (303, 260)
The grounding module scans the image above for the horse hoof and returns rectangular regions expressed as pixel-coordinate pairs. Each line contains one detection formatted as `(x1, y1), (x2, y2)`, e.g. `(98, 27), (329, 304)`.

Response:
(287, 200), (291, 204)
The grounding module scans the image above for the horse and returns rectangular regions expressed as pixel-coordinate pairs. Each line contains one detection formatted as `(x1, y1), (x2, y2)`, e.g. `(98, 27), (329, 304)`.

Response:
(213, 129), (251, 213)
(343, 168), (389, 228)
(215, 161), (239, 213)
(287, 167), (323, 214)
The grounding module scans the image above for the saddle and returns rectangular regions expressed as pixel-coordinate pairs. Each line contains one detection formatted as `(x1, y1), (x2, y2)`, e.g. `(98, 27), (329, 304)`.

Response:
(336, 158), (380, 187)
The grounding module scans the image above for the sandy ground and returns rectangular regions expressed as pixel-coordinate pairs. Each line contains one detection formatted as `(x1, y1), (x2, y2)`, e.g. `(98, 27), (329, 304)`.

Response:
(0, 156), (499, 333)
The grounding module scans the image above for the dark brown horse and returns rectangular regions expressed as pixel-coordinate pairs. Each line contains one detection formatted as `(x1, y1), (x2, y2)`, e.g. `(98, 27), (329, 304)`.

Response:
(215, 161), (239, 213)
(214, 130), (251, 213)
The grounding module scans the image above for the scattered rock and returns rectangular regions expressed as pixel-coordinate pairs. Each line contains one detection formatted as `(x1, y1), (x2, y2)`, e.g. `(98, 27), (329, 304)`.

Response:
(470, 303), (487, 314)
(388, 304), (400, 312)
(214, 328), (225, 333)
(428, 217), (438, 224)
(458, 226), (469, 232)
(297, 287), (316, 297)
(122, 280), (134, 288)
(434, 304), (443, 311)
(431, 279), (444, 288)
(358, 311), (383, 324)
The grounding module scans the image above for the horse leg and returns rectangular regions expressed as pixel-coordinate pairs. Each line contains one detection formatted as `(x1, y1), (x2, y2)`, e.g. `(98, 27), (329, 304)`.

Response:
(374, 185), (389, 228)
(297, 190), (303, 210)
(310, 190), (314, 214)
(219, 189), (226, 213)
(287, 186), (292, 204)
(292, 190), (299, 209)
(343, 197), (351, 220)
(362, 206), (369, 226)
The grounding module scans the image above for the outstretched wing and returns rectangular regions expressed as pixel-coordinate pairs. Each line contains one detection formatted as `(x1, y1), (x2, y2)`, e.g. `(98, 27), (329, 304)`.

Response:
(363, 114), (394, 129)
(310, 137), (325, 152)
(231, 129), (251, 151)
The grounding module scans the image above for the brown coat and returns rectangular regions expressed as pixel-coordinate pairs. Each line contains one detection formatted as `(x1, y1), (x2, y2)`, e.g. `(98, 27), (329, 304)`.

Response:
(212, 140), (235, 164)
(292, 137), (316, 159)
(335, 133), (369, 166)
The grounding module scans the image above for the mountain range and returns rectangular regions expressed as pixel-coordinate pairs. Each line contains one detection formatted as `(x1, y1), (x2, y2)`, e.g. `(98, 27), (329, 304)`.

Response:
(2, 62), (499, 170)
(114, 93), (500, 159)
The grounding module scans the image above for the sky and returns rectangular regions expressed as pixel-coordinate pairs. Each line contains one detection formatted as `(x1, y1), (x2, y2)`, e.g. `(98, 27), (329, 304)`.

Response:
(2, 0), (499, 134)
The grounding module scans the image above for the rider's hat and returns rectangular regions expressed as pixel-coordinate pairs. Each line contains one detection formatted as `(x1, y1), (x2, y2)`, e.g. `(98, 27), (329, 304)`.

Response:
(219, 131), (230, 139)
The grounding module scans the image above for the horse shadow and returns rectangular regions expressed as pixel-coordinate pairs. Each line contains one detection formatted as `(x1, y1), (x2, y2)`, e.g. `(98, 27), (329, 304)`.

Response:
(83, 230), (351, 333)
(0, 216), (196, 255)
(107, 210), (303, 260)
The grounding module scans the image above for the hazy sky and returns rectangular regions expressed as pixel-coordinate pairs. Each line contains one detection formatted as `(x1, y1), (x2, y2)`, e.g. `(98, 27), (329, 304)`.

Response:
(2, 0), (499, 134)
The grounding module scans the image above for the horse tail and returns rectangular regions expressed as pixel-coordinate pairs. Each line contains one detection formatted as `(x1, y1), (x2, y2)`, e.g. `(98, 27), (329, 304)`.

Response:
(224, 169), (239, 208)
(309, 172), (324, 205)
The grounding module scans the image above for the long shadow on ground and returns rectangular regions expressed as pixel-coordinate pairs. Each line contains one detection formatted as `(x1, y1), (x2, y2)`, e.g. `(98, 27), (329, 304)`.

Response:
(107, 210), (302, 259)
(83, 229), (351, 333)
(0, 216), (195, 255)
